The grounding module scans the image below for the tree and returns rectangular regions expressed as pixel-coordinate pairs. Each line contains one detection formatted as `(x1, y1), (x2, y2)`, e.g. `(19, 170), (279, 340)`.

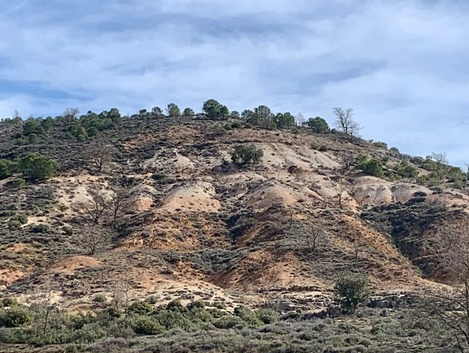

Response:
(88, 143), (116, 173)
(273, 112), (295, 129)
(18, 154), (57, 181)
(76, 225), (112, 255)
(74, 184), (130, 229)
(108, 186), (131, 228)
(202, 99), (229, 119)
(78, 187), (107, 225)
(166, 103), (181, 117)
(295, 113), (306, 126)
(334, 275), (370, 314)
(333, 107), (361, 137)
(63, 107), (80, 119)
(241, 109), (254, 120)
(183, 107), (195, 116)
(22, 119), (36, 135)
(151, 107), (164, 116)
(231, 144), (263, 165)
(307, 117), (330, 133)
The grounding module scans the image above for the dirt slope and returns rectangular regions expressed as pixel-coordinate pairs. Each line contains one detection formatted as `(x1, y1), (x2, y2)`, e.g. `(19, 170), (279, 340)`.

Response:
(0, 117), (467, 310)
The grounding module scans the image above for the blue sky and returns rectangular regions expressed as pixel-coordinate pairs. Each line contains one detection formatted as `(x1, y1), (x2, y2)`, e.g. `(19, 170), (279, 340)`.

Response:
(1, 0), (469, 166)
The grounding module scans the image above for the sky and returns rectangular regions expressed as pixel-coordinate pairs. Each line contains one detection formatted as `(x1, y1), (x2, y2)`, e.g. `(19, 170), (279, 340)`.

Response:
(1, 0), (469, 166)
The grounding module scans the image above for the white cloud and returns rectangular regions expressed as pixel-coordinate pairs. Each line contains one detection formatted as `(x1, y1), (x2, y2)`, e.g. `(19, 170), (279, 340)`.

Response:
(0, 0), (468, 165)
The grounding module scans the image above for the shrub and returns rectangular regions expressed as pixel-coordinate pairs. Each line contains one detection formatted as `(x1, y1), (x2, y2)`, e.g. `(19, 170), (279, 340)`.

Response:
(356, 156), (384, 178)
(231, 121), (242, 129)
(145, 295), (158, 305)
(30, 223), (49, 233)
(8, 220), (22, 230)
(231, 144), (263, 165)
(0, 159), (17, 179)
(11, 214), (28, 225)
(132, 316), (165, 335)
(127, 301), (153, 315)
(92, 294), (107, 304)
(28, 133), (39, 144)
(372, 141), (388, 149)
(334, 276), (370, 314)
(2, 298), (18, 307)
(213, 316), (246, 329)
(395, 161), (418, 178)
(10, 178), (26, 188)
(256, 309), (279, 324)
(18, 153), (57, 181)
(234, 306), (263, 327)
(0, 306), (32, 327)
(421, 158), (438, 172)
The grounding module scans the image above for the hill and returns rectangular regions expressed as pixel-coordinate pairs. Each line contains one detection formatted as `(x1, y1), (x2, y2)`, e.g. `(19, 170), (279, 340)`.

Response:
(0, 108), (468, 352)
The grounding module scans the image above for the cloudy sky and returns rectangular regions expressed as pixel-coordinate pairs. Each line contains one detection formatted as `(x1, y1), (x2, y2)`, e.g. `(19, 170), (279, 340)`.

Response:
(1, 0), (469, 165)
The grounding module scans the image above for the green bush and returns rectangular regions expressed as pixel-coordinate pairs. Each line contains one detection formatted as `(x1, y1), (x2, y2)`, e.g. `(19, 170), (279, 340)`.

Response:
(127, 301), (153, 315)
(11, 214), (28, 225)
(2, 298), (19, 307)
(30, 223), (50, 233)
(10, 178), (26, 188)
(395, 161), (418, 178)
(213, 315), (246, 329)
(334, 276), (370, 314)
(153, 309), (194, 331)
(8, 219), (22, 230)
(0, 159), (17, 179)
(231, 144), (263, 165)
(356, 156), (384, 178)
(132, 316), (165, 335)
(256, 308), (279, 324)
(18, 153), (57, 181)
(421, 158), (438, 171)
(28, 133), (39, 144)
(92, 294), (107, 304)
(372, 141), (388, 149)
(0, 306), (32, 327)
(234, 306), (263, 327)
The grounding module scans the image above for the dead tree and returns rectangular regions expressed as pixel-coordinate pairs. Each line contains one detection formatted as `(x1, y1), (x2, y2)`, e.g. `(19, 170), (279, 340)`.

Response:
(76, 225), (112, 255)
(306, 225), (323, 254)
(109, 186), (131, 229)
(88, 143), (116, 173)
(78, 187), (107, 225)
(333, 107), (361, 137)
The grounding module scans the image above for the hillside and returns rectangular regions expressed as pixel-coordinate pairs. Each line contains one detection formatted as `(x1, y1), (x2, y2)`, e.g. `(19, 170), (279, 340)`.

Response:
(0, 110), (468, 352)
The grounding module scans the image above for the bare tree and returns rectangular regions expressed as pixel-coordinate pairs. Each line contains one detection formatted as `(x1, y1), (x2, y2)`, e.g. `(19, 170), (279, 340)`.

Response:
(78, 187), (107, 225)
(333, 107), (361, 137)
(109, 186), (131, 228)
(422, 221), (469, 352)
(306, 225), (323, 254)
(74, 184), (131, 228)
(88, 143), (116, 173)
(431, 152), (449, 174)
(63, 107), (80, 119)
(76, 225), (112, 255)
(295, 113), (306, 127)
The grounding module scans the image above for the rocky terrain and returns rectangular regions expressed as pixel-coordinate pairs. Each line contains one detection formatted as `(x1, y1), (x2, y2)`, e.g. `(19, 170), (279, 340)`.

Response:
(0, 111), (468, 352)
